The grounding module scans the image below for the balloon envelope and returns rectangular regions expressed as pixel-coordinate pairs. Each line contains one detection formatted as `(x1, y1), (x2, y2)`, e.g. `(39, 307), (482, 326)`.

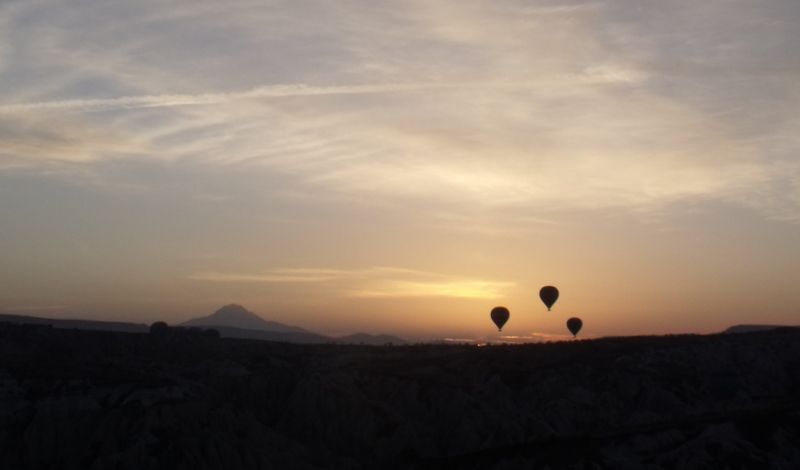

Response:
(567, 317), (583, 338)
(490, 306), (510, 331)
(539, 286), (559, 311)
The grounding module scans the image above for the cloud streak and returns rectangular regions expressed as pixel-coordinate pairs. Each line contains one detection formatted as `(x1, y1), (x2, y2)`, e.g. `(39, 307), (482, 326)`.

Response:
(188, 267), (515, 299)
(349, 280), (513, 299)
(0, 71), (644, 113)
(187, 268), (354, 283)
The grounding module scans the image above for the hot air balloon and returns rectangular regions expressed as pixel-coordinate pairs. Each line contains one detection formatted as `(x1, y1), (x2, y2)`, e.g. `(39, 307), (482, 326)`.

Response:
(490, 306), (510, 331)
(539, 286), (559, 311)
(566, 317), (582, 338)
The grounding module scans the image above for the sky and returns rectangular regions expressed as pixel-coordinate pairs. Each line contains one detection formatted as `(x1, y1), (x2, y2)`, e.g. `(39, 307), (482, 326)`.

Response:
(1, 0), (799, 342)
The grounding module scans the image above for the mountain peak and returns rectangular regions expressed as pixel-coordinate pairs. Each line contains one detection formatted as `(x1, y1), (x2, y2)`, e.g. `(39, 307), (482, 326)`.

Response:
(210, 304), (261, 321)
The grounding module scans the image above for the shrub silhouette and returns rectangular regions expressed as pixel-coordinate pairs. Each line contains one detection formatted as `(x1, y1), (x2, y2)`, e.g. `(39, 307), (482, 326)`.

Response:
(149, 321), (171, 334)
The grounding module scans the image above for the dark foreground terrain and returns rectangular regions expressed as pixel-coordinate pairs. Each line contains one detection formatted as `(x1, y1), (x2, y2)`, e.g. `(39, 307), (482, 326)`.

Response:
(0, 323), (798, 469)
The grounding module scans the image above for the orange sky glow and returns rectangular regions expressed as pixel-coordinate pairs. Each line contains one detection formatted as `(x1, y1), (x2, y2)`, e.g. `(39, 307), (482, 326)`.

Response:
(1, 0), (799, 342)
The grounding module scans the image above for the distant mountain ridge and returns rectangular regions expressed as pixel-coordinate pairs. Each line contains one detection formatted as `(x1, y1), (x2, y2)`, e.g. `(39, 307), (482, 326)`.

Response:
(722, 324), (789, 334)
(0, 313), (148, 333)
(1, 311), (791, 345)
(0, 310), (407, 345)
(179, 304), (408, 345)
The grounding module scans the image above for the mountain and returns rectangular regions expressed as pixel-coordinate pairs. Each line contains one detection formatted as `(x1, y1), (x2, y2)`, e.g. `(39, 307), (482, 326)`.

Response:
(180, 305), (408, 345)
(0, 307), (409, 346)
(180, 304), (311, 334)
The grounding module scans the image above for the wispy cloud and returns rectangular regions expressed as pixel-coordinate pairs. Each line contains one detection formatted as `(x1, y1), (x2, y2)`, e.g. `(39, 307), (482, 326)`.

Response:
(0, 115), (142, 166)
(0, 72), (643, 113)
(187, 267), (515, 299)
(349, 280), (513, 299)
(1, 305), (70, 313)
(14, 305), (70, 311)
(187, 268), (353, 283)
(3, 0), (796, 220)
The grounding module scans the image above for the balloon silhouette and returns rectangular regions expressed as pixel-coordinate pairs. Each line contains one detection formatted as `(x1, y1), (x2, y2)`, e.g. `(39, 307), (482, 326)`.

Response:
(490, 306), (510, 331)
(567, 317), (583, 338)
(539, 286), (559, 311)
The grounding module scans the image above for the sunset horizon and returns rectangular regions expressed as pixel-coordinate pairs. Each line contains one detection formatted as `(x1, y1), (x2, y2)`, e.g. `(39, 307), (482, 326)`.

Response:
(2, 0), (798, 343)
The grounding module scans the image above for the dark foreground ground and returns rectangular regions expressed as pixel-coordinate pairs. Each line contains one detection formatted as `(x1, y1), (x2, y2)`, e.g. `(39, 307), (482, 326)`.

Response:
(0, 323), (798, 469)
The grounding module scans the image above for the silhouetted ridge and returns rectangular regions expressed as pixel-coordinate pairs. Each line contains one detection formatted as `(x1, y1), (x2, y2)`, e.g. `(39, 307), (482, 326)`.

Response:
(722, 324), (787, 334)
(0, 313), (148, 333)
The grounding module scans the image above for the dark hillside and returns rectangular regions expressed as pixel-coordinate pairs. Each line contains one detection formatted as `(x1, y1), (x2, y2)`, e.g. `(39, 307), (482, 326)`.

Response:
(0, 323), (798, 469)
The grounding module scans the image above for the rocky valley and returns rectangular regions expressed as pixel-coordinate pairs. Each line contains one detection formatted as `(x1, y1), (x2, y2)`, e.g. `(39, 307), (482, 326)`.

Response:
(0, 322), (798, 469)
